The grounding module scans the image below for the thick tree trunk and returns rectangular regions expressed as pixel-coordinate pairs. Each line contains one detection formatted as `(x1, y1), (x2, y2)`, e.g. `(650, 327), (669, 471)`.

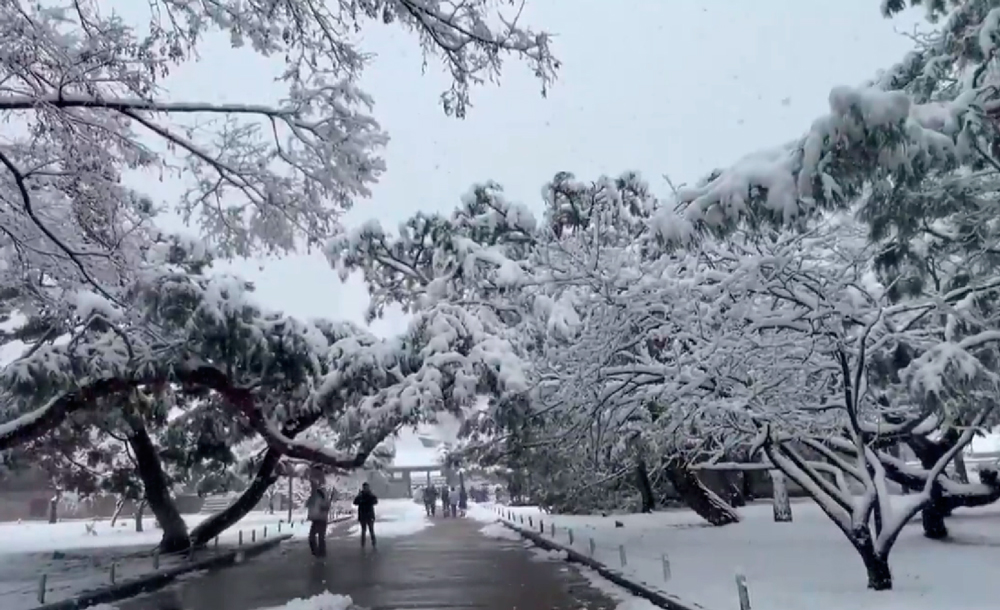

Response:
(769, 470), (793, 522)
(47, 492), (60, 524)
(953, 453), (969, 484)
(127, 425), (190, 552)
(856, 534), (892, 590)
(636, 460), (655, 513)
(664, 459), (739, 526)
(189, 448), (282, 547)
(726, 472), (746, 507)
(110, 497), (125, 527)
(135, 500), (147, 532)
(921, 482), (949, 540)
(906, 431), (960, 538)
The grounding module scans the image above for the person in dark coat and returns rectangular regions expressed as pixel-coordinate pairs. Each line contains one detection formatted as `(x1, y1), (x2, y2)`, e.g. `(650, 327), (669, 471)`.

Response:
(422, 485), (438, 516)
(353, 482), (379, 548)
(439, 485), (451, 518)
(458, 485), (468, 517)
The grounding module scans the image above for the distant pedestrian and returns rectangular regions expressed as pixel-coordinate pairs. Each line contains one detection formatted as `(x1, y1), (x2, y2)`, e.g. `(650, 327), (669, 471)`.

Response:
(423, 485), (438, 516)
(440, 486), (451, 518)
(458, 485), (468, 517)
(448, 486), (459, 518)
(306, 486), (331, 558)
(353, 482), (379, 549)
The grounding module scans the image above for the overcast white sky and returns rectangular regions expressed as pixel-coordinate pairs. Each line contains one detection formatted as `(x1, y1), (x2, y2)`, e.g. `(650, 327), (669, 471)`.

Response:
(122, 1), (927, 461)
(138, 1), (925, 331)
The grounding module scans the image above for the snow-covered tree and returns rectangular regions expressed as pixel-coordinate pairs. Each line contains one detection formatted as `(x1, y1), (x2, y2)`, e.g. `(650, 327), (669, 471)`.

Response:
(337, 157), (1000, 591)
(0, 0), (557, 317)
(0, 233), (526, 550)
(1, 0), (557, 539)
(329, 172), (754, 524)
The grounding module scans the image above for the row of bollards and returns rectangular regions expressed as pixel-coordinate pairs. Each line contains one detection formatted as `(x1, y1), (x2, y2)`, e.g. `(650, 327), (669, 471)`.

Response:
(493, 505), (751, 610)
(36, 519), (291, 604)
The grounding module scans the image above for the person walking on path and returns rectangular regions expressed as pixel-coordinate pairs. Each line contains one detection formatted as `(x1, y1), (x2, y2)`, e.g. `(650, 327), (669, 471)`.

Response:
(353, 482), (379, 548)
(448, 486), (459, 518)
(439, 485), (451, 518)
(458, 485), (468, 517)
(423, 485), (438, 516)
(306, 486), (332, 558)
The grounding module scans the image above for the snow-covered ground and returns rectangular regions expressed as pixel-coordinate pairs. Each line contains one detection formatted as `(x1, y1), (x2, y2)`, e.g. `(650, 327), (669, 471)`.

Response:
(260, 592), (357, 610)
(0, 510), (316, 610)
(0, 499), (423, 610)
(344, 499), (430, 540)
(476, 500), (1000, 610)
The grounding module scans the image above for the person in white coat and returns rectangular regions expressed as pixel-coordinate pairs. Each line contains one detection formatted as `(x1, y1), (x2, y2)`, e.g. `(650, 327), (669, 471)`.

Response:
(306, 486), (332, 557)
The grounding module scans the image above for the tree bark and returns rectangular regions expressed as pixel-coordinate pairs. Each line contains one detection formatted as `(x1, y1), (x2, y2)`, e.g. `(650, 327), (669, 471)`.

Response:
(47, 492), (60, 524)
(920, 489), (949, 540)
(189, 448), (283, 547)
(110, 496), (125, 527)
(188, 408), (332, 546)
(882, 433), (1000, 540)
(726, 472), (747, 507)
(856, 533), (892, 590)
(953, 453), (969, 484)
(769, 470), (793, 522)
(135, 499), (147, 532)
(127, 425), (190, 552)
(664, 459), (739, 526)
(636, 460), (655, 513)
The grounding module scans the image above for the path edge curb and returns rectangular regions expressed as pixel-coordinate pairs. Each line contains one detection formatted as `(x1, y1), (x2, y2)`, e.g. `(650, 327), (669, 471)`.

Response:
(494, 513), (713, 610)
(31, 533), (294, 610)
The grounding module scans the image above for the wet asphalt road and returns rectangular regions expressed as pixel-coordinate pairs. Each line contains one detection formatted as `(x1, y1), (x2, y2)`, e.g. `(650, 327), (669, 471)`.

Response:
(117, 515), (617, 610)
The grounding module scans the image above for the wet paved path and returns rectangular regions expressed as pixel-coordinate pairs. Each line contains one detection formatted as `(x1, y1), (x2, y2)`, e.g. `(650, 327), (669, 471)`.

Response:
(118, 515), (617, 610)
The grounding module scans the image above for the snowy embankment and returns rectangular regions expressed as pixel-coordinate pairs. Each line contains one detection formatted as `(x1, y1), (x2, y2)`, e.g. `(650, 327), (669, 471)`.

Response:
(477, 500), (999, 610)
(0, 510), (311, 610)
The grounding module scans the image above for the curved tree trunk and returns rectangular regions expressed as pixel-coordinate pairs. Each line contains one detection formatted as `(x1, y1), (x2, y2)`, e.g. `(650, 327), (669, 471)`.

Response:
(188, 409), (328, 546)
(127, 425), (190, 552)
(110, 496), (125, 527)
(189, 448), (283, 547)
(664, 459), (739, 526)
(895, 431), (995, 539)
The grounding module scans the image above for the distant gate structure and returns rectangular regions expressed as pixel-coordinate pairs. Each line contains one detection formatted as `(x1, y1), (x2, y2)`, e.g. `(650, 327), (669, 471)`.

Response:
(373, 465), (455, 499)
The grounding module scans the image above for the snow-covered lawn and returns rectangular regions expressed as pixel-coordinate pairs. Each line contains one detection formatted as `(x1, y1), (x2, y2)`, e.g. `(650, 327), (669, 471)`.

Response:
(343, 499), (431, 540)
(475, 500), (1000, 610)
(0, 510), (315, 610)
(0, 500), (426, 610)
